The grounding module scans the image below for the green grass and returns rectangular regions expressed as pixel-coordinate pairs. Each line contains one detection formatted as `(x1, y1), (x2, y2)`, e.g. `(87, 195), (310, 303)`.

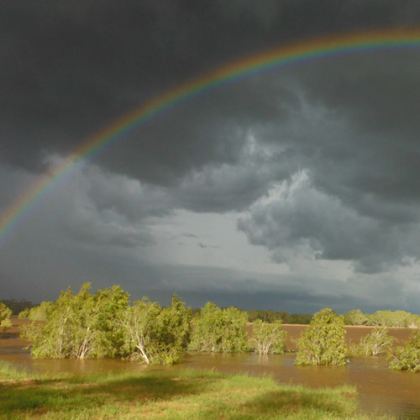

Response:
(0, 361), (33, 381)
(0, 364), (382, 419)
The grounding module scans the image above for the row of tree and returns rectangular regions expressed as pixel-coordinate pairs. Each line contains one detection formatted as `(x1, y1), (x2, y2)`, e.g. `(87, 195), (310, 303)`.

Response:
(344, 309), (420, 328)
(13, 284), (420, 371)
(12, 299), (420, 328)
(20, 284), (288, 364)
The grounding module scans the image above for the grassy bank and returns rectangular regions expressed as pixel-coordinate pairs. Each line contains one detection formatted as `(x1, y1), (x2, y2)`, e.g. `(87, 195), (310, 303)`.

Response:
(0, 362), (371, 419)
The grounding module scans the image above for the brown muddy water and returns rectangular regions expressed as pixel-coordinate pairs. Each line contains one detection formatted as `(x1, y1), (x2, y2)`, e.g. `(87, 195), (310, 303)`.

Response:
(1, 322), (420, 418)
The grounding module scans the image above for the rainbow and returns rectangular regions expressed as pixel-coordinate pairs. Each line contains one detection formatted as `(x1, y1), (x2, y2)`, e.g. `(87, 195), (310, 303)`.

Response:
(1, 28), (420, 243)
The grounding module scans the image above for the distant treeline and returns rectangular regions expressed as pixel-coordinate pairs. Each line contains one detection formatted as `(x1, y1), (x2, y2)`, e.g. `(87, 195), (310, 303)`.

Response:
(191, 308), (312, 324)
(343, 309), (420, 328)
(3, 296), (420, 328)
(0, 299), (34, 315)
(246, 310), (312, 324)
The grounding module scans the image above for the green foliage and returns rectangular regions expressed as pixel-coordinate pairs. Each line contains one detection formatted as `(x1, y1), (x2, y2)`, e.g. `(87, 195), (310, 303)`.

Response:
(92, 285), (129, 358)
(123, 295), (191, 365)
(389, 332), (420, 372)
(22, 283), (129, 359)
(296, 308), (347, 366)
(0, 361), (32, 381)
(189, 302), (247, 353)
(343, 309), (369, 326)
(0, 302), (12, 329)
(19, 301), (54, 321)
(250, 320), (286, 355)
(357, 327), (394, 357)
(368, 310), (417, 328)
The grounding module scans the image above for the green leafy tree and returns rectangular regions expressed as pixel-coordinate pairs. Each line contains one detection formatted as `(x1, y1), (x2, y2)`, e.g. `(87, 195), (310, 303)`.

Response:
(22, 283), (129, 359)
(368, 310), (415, 328)
(251, 320), (286, 355)
(189, 302), (247, 353)
(343, 309), (369, 326)
(358, 327), (394, 357)
(296, 308), (347, 366)
(93, 285), (129, 358)
(19, 301), (53, 321)
(123, 295), (191, 365)
(0, 303), (12, 329)
(389, 332), (420, 372)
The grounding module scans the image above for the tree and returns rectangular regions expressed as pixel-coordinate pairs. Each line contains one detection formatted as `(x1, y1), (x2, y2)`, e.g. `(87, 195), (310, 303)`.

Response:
(344, 309), (369, 326)
(123, 295), (191, 365)
(358, 327), (394, 357)
(22, 283), (129, 359)
(368, 310), (414, 328)
(296, 308), (347, 366)
(93, 285), (129, 358)
(189, 302), (247, 353)
(0, 303), (12, 329)
(389, 332), (420, 372)
(251, 320), (286, 355)
(19, 301), (53, 321)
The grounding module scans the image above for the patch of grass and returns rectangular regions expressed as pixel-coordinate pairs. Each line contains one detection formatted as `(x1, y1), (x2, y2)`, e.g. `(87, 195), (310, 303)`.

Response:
(0, 365), (375, 419)
(0, 361), (32, 382)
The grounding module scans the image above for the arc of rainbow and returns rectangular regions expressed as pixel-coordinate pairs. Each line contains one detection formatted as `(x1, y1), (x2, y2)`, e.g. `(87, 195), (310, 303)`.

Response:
(1, 28), (420, 243)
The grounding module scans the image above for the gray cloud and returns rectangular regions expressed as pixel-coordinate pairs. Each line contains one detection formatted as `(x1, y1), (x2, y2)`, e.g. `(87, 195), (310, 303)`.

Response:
(238, 170), (420, 272)
(2, 1), (420, 309)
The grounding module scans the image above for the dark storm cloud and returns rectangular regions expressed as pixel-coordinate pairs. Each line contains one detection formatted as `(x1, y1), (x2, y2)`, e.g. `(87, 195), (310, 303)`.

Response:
(2, 0), (420, 176)
(3, 1), (420, 304)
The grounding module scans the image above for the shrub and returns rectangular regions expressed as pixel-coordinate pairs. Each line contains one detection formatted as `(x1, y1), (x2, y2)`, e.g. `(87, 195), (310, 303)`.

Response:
(123, 295), (191, 365)
(368, 310), (415, 328)
(389, 332), (420, 372)
(22, 283), (129, 359)
(251, 320), (286, 355)
(0, 303), (12, 329)
(296, 308), (347, 366)
(343, 309), (369, 326)
(358, 327), (394, 356)
(189, 302), (247, 353)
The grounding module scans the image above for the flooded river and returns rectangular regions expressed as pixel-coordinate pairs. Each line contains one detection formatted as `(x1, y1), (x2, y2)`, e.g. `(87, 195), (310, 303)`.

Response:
(1, 322), (419, 418)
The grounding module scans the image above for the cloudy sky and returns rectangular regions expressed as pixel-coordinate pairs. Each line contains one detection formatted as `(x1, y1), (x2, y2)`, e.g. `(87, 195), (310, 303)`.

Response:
(1, 1), (420, 312)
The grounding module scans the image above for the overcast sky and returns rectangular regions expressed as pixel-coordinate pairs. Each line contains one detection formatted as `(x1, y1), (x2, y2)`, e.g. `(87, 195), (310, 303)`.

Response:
(1, 1), (420, 312)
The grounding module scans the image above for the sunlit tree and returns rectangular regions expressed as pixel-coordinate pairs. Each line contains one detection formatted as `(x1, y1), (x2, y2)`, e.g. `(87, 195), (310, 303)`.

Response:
(251, 320), (286, 355)
(389, 332), (420, 372)
(189, 302), (247, 353)
(122, 295), (191, 364)
(0, 303), (12, 329)
(296, 308), (347, 366)
(358, 327), (394, 357)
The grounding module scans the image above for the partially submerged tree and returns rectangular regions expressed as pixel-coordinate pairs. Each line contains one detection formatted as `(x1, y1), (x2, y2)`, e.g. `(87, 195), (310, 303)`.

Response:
(123, 295), (191, 364)
(296, 308), (347, 366)
(358, 327), (394, 357)
(22, 283), (129, 359)
(0, 303), (12, 329)
(389, 332), (420, 372)
(189, 302), (247, 353)
(251, 320), (286, 355)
